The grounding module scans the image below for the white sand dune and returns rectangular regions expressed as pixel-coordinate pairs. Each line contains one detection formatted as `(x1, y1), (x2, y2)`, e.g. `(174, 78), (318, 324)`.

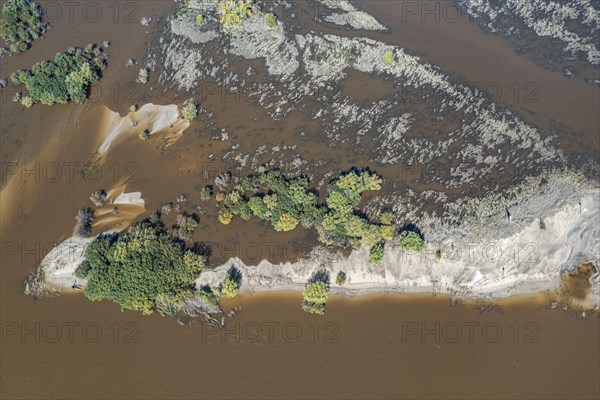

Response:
(98, 103), (188, 153)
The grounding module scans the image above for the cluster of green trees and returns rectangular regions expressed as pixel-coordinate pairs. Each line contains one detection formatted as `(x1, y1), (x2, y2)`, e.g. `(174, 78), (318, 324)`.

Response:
(10, 44), (106, 106)
(0, 0), (49, 53)
(75, 216), (206, 315)
(218, 169), (395, 264)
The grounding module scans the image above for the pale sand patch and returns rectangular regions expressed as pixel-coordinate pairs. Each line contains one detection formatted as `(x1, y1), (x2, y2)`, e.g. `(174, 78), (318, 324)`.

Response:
(41, 236), (95, 289)
(97, 103), (189, 154)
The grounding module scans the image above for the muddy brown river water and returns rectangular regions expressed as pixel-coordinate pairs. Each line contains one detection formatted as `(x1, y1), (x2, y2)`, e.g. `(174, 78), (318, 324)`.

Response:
(1, 1), (599, 399)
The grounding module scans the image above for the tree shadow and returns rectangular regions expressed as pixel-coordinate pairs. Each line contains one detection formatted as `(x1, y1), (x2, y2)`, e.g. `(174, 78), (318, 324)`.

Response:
(227, 266), (243, 286)
(308, 270), (330, 286)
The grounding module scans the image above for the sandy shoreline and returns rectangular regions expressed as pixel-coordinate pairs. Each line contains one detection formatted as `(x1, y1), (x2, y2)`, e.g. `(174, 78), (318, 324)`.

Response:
(39, 172), (600, 307)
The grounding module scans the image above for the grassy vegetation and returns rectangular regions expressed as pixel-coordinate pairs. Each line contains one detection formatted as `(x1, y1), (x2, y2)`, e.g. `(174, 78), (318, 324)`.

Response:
(217, 169), (395, 264)
(10, 44), (106, 106)
(0, 0), (49, 54)
(219, 0), (255, 27)
(75, 216), (206, 315)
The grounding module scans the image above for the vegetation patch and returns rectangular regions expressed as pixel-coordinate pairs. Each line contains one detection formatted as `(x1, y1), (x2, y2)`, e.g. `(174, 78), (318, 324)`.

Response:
(220, 266), (242, 298)
(0, 0), (49, 54)
(218, 0), (255, 27)
(264, 12), (277, 28)
(10, 44), (107, 106)
(181, 101), (199, 121)
(75, 216), (206, 315)
(382, 50), (394, 67)
(335, 271), (347, 286)
(90, 190), (107, 207)
(302, 271), (330, 315)
(217, 169), (394, 263)
(74, 208), (94, 237)
(137, 67), (149, 84)
(397, 229), (425, 252)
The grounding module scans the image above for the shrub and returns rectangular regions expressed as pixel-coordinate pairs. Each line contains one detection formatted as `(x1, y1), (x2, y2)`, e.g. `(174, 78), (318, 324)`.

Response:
(183, 250), (205, 272)
(9, 45), (106, 106)
(218, 210), (234, 224)
(383, 50), (394, 67)
(214, 268), (243, 300)
(139, 130), (150, 141)
(20, 95), (33, 108)
(221, 277), (238, 298)
(274, 213), (299, 232)
(539, 219), (546, 230)
(379, 211), (394, 225)
(264, 13), (277, 28)
(0, 0), (49, 54)
(74, 207), (94, 237)
(181, 102), (198, 121)
(155, 293), (183, 316)
(196, 14), (205, 24)
(137, 68), (149, 84)
(302, 280), (329, 315)
(172, 213), (199, 241)
(335, 271), (347, 286)
(90, 190), (107, 206)
(76, 217), (205, 314)
(369, 242), (385, 265)
(200, 186), (212, 201)
(219, 0), (254, 27)
(398, 230), (425, 252)
(161, 203), (173, 215)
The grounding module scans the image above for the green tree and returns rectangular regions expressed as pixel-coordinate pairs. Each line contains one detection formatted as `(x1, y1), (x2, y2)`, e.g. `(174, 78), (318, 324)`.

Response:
(221, 276), (239, 298)
(398, 230), (425, 252)
(302, 281), (329, 315)
(264, 13), (277, 28)
(383, 50), (394, 67)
